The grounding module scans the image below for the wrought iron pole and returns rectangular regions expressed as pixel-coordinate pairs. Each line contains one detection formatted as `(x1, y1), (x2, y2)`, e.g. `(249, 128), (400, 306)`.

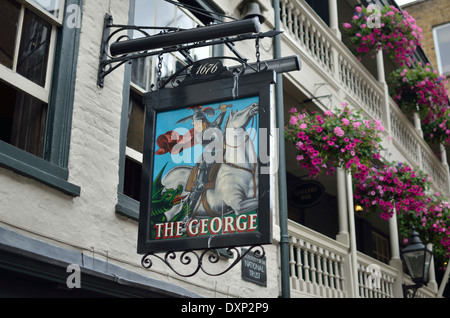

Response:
(273, 0), (291, 298)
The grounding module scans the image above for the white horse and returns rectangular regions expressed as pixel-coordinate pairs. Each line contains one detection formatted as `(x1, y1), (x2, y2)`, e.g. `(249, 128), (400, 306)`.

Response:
(162, 103), (259, 219)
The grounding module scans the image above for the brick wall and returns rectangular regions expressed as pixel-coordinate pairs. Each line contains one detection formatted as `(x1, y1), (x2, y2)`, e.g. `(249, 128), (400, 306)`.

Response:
(402, 0), (450, 91)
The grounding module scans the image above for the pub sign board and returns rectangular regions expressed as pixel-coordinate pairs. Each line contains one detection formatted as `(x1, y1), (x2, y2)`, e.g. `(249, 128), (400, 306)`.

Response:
(137, 70), (275, 254)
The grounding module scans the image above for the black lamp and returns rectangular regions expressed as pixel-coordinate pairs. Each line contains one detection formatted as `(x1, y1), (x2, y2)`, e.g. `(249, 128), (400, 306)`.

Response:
(242, 1), (266, 24)
(401, 229), (433, 297)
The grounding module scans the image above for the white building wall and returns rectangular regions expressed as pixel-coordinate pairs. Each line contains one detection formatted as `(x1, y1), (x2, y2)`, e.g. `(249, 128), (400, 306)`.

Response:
(0, 0), (282, 298)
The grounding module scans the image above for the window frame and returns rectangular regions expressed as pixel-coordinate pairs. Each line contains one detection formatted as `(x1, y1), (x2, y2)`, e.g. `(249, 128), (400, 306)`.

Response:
(116, 0), (224, 220)
(0, 0), (82, 197)
(433, 22), (450, 76)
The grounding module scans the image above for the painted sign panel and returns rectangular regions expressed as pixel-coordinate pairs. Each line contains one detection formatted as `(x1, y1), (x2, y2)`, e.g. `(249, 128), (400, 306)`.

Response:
(137, 71), (275, 254)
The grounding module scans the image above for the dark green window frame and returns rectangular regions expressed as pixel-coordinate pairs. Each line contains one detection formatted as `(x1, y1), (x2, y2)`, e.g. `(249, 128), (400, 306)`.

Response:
(0, 0), (82, 197)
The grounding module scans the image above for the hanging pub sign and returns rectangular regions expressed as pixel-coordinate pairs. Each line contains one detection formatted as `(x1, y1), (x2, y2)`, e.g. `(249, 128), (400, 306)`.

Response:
(137, 69), (275, 254)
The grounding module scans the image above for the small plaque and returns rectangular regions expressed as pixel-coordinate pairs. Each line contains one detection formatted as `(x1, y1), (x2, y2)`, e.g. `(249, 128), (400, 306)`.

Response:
(191, 58), (224, 79)
(241, 248), (267, 287)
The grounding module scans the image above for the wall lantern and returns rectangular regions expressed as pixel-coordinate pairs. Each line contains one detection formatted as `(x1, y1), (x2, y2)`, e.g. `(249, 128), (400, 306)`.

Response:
(401, 229), (433, 297)
(241, 1), (266, 24)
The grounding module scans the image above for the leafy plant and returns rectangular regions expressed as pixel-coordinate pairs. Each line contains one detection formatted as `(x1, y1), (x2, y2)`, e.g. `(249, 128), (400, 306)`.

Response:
(343, 5), (422, 67)
(285, 103), (384, 179)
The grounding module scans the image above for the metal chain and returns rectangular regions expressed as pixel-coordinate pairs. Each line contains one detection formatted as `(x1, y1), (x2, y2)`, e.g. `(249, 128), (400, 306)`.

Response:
(156, 53), (163, 90)
(255, 37), (261, 72)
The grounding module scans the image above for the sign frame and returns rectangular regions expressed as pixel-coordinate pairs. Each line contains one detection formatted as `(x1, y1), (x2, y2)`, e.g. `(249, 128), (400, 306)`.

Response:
(137, 70), (275, 254)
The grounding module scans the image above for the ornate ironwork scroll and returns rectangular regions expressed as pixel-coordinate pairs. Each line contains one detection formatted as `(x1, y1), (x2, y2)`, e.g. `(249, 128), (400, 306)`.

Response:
(141, 245), (265, 278)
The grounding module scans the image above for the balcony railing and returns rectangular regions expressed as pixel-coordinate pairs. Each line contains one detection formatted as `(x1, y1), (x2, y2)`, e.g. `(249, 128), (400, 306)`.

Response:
(288, 220), (348, 298)
(288, 220), (440, 298)
(357, 252), (397, 298)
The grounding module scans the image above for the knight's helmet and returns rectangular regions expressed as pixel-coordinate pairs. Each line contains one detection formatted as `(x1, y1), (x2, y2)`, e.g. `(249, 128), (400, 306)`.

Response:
(192, 108), (209, 123)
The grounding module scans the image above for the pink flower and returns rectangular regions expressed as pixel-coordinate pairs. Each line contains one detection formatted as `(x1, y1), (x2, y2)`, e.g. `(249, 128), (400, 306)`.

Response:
(289, 116), (298, 125)
(343, 22), (352, 29)
(334, 127), (345, 137)
(299, 123), (307, 130)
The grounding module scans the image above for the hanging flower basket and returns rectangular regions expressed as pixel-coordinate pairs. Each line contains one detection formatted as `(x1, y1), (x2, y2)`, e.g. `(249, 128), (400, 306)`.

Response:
(388, 63), (449, 119)
(397, 193), (450, 262)
(285, 103), (385, 179)
(342, 5), (423, 66)
(355, 162), (450, 261)
(353, 162), (431, 220)
(421, 107), (450, 146)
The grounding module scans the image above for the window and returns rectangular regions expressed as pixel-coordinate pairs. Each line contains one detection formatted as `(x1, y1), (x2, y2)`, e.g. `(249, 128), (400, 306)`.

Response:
(372, 230), (390, 264)
(305, 0), (329, 26)
(0, 0), (58, 156)
(131, 0), (212, 91)
(433, 23), (450, 76)
(117, 0), (221, 218)
(0, 0), (82, 196)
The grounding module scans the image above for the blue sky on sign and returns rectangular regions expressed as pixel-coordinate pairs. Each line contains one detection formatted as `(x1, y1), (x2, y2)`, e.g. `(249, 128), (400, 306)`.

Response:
(152, 96), (260, 181)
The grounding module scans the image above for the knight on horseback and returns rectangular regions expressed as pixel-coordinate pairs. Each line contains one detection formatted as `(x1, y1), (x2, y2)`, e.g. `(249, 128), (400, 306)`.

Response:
(176, 104), (231, 215)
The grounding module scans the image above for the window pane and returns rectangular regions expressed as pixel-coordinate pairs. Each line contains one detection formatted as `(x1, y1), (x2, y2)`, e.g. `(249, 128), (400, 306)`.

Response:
(131, 56), (152, 91)
(0, 0), (21, 69)
(17, 9), (52, 87)
(30, 0), (61, 18)
(156, 0), (176, 28)
(134, 0), (156, 37)
(124, 157), (142, 201)
(435, 24), (450, 75)
(0, 81), (48, 157)
(127, 91), (145, 153)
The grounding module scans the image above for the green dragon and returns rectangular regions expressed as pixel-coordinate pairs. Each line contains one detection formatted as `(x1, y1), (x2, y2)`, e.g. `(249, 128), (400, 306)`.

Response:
(150, 164), (190, 239)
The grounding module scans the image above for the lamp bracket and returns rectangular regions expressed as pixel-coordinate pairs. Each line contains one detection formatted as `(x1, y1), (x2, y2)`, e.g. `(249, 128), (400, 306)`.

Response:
(402, 283), (422, 298)
(97, 13), (282, 88)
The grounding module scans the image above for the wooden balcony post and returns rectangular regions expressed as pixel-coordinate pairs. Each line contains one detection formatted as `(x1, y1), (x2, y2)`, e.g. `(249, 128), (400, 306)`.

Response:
(336, 168), (349, 245)
(388, 208), (405, 298)
(328, 0), (341, 39)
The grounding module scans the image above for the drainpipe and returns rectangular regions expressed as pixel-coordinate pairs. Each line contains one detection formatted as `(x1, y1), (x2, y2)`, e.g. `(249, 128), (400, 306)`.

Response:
(273, 0), (290, 298)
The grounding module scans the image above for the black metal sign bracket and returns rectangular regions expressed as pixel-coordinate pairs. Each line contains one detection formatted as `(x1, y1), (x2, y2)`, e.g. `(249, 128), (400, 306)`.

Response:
(97, 13), (290, 88)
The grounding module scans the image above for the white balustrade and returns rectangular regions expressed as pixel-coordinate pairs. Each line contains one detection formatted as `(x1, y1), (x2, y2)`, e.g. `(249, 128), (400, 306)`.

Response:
(357, 253), (397, 298)
(288, 220), (347, 298)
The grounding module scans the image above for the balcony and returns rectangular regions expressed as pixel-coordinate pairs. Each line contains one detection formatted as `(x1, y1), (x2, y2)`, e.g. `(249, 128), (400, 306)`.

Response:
(288, 220), (439, 298)
(273, 0), (448, 298)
